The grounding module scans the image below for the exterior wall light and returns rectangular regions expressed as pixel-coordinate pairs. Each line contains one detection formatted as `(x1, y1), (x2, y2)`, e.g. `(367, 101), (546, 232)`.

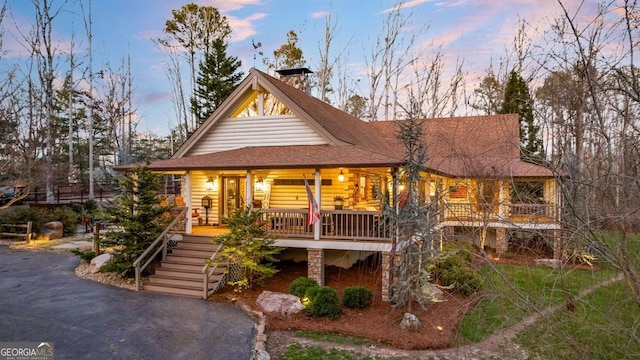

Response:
(255, 176), (264, 192)
(205, 177), (218, 191)
(338, 170), (345, 183)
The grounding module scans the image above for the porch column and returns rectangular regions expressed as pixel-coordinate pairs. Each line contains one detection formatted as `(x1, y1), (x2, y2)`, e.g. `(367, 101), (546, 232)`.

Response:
(498, 180), (505, 220)
(185, 171), (192, 233)
(381, 252), (392, 302)
(245, 171), (253, 209)
(314, 169), (321, 241)
(552, 229), (565, 260)
(307, 248), (324, 286)
(496, 228), (507, 254)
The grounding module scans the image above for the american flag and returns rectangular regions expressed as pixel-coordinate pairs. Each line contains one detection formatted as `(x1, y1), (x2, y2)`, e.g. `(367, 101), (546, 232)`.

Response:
(304, 175), (321, 225)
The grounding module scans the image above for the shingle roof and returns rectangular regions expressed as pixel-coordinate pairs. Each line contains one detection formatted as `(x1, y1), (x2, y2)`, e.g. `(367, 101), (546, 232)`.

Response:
(143, 145), (404, 171)
(369, 115), (553, 178)
(255, 69), (398, 159)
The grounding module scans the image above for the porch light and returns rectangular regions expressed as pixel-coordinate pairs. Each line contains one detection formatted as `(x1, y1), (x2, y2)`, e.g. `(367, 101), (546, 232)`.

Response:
(205, 177), (215, 191)
(338, 170), (345, 183)
(255, 176), (264, 192)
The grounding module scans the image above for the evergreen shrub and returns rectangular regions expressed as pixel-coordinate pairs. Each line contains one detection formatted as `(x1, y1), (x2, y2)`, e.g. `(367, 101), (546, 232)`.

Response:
(304, 286), (341, 319)
(289, 277), (319, 298)
(431, 242), (482, 295)
(343, 286), (373, 309)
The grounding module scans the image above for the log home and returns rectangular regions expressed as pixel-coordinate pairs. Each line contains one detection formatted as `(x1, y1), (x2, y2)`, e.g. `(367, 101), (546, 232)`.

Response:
(133, 68), (561, 299)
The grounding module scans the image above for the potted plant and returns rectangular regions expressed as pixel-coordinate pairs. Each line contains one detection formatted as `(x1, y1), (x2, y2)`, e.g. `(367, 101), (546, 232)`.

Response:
(333, 196), (345, 210)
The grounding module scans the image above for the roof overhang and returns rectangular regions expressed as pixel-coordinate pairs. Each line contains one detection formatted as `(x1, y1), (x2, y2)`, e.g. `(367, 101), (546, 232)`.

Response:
(116, 145), (405, 172)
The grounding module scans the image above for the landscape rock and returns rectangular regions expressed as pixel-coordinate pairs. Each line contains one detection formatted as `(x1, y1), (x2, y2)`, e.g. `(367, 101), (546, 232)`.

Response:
(534, 258), (562, 269)
(256, 291), (304, 316)
(41, 221), (63, 240)
(89, 253), (114, 274)
(253, 349), (270, 360)
(420, 282), (445, 302)
(399, 312), (421, 332)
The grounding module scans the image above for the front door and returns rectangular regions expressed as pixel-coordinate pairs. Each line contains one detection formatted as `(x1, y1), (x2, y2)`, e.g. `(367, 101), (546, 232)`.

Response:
(221, 176), (244, 223)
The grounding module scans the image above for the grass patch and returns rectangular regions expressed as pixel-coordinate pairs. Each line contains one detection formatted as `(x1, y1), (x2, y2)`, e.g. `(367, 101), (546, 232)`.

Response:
(294, 331), (373, 346)
(516, 280), (640, 359)
(455, 263), (618, 344)
(280, 344), (395, 360)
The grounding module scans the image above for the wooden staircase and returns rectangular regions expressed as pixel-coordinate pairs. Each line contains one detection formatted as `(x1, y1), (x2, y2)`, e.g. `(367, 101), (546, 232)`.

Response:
(142, 235), (226, 298)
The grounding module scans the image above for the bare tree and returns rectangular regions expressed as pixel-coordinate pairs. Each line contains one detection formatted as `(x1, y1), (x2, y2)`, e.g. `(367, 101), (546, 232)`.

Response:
(364, 0), (417, 121)
(30, 0), (64, 203)
(408, 47), (466, 119)
(161, 3), (231, 132)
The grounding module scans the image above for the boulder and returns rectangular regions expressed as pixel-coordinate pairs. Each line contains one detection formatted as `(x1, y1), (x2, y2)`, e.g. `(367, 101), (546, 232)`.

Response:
(89, 253), (114, 274)
(399, 312), (421, 332)
(256, 291), (304, 316)
(253, 349), (270, 360)
(41, 221), (63, 240)
(420, 282), (445, 303)
(535, 258), (562, 269)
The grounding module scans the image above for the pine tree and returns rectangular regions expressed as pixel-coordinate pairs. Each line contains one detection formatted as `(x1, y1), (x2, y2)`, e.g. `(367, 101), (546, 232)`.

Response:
(500, 70), (545, 163)
(386, 101), (440, 310)
(100, 165), (172, 274)
(190, 38), (243, 125)
(209, 207), (282, 291)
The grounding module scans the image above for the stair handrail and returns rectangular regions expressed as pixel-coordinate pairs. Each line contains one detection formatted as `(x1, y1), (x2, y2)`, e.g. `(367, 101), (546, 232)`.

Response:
(202, 244), (224, 299)
(133, 207), (188, 291)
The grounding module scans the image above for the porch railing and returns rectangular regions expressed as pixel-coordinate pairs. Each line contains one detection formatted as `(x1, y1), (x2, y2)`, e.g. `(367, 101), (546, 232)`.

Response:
(260, 209), (393, 242)
(202, 244), (224, 299)
(133, 207), (188, 291)
(441, 202), (559, 223)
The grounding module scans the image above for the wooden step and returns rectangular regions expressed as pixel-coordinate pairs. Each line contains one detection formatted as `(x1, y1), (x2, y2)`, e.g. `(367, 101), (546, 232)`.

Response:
(159, 261), (204, 272)
(174, 242), (220, 252)
(142, 283), (203, 298)
(141, 235), (228, 299)
(180, 235), (215, 244)
(170, 248), (217, 258)
(164, 255), (207, 265)
(155, 268), (225, 280)
(148, 274), (219, 287)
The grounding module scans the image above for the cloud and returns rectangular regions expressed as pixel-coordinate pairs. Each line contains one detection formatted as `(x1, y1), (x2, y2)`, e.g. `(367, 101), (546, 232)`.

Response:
(228, 12), (269, 42)
(380, 0), (434, 14)
(203, 0), (263, 13)
(141, 91), (171, 105)
(311, 11), (331, 19)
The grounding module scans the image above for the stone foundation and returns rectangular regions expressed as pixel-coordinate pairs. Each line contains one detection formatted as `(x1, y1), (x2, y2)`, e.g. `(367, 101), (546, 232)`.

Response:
(552, 229), (565, 260)
(381, 252), (391, 302)
(307, 248), (325, 286)
(496, 228), (507, 254)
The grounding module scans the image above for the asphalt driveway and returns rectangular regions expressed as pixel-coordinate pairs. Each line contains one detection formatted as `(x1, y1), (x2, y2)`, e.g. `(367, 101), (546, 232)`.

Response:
(0, 245), (256, 360)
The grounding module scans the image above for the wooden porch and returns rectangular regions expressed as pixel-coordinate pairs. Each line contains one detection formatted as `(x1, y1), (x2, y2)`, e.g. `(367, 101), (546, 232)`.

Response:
(185, 203), (560, 241)
(187, 209), (394, 243)
(441, 202), (560, 225)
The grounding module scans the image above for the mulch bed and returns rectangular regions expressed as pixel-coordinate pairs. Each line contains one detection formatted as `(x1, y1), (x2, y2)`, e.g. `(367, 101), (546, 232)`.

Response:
(209, 259), (481, 350)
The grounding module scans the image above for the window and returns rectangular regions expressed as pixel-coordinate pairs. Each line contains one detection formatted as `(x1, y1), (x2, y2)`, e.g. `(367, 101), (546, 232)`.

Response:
(511, 181), (544, 203)
(449, 185), (467, 199)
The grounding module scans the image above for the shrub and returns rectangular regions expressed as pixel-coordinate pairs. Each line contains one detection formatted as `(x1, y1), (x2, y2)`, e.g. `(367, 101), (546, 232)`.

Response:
(100, 260), (132, 277)
(50, 207), (80, 236)
(442, 241), (475, 263)
(442, 267), (482, 296)
(430, 242), (482, 295)
(210, 206), (282, 292)
(1, 206), (78, 237)
(343, 286), (373, 309)
(289, 277), (319, 298)
(304, 286), (341, 319)
(70, 249), (97, 262)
